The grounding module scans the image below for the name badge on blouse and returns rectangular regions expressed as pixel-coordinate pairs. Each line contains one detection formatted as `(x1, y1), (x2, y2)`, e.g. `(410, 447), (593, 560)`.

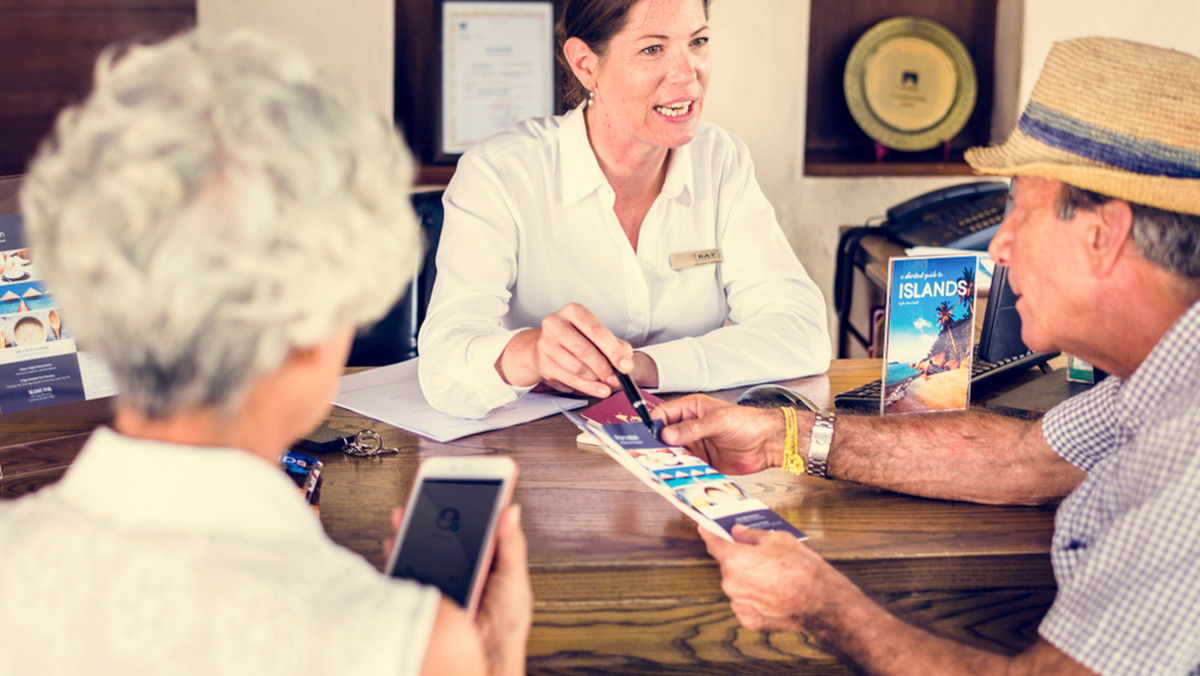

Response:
(669, 248), (723, 270)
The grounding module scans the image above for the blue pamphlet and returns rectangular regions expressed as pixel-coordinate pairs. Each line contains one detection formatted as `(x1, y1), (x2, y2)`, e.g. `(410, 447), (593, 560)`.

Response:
(562, 410), (806, 542)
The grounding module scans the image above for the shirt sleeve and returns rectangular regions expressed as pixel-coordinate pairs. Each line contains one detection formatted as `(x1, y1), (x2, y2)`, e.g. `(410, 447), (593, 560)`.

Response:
(1038, 429), (1200, 675)
(641, 137), (831, 392)
(1041, 375), (1122, 471)
(417, 152), (535, 418)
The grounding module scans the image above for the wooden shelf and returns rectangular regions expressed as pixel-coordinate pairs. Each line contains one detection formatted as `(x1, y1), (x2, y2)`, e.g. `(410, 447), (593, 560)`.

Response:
(804, 0), (998, 178)
(0, 1), (196, 176)
(806, 157), (977, 177)
(415, 164), (456, 187)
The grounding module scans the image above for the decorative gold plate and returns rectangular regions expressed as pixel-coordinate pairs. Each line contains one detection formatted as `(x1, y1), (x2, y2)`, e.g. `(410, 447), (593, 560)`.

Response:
(843, 16), (977, 151)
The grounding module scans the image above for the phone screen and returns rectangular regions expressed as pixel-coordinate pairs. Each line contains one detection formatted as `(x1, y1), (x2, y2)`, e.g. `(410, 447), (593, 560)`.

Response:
(389, 478), (503, 606)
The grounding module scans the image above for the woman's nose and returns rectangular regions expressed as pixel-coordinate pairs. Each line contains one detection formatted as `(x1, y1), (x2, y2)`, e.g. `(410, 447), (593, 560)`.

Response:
(667, 50), (698, 83)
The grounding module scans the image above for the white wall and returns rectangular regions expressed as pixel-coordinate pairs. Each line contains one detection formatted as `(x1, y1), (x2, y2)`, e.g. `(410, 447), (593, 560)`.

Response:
(703, 0), (976, 336)
(197, 0), (395, 119)
(704, 0), (1200, 338)
(1017, 1), (1200, 106)
(198, 0), (1200, 339)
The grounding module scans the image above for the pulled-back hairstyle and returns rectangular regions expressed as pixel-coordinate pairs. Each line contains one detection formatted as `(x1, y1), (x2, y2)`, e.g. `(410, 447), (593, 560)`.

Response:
(555, 0), (711, 107)
(20, 29), (422, 419)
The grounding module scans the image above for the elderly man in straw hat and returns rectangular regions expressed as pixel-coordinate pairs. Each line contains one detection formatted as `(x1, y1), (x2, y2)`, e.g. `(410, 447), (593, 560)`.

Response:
(0, 29), (530, 675)
(653, 37), (1200, 675)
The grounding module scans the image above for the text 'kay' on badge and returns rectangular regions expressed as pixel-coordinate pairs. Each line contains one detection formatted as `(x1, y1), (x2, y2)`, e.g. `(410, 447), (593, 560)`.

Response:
(669, 248), (723, 270)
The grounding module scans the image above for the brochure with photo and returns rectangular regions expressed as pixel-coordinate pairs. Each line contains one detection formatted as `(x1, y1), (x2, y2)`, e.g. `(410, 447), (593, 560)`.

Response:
(561, 410), (806, 542)
(0, 213), (116, 414)
(882, 254), (979, 414)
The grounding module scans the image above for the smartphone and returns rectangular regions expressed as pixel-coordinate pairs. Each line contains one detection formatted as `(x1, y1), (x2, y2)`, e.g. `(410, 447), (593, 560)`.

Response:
(385, 455), (517, 617)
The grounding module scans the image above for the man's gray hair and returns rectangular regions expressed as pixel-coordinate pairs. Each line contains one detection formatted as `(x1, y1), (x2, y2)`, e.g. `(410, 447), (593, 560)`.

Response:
(1057, 183), (1200, 279)
(20, 29), (422, 418)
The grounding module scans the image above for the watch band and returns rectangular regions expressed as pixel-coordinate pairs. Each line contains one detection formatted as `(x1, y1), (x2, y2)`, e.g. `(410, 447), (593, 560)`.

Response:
(806, 410), (836, 479)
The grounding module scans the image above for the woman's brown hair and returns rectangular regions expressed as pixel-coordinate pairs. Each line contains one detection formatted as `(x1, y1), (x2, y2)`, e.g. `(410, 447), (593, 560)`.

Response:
(555, 0), (711, 107)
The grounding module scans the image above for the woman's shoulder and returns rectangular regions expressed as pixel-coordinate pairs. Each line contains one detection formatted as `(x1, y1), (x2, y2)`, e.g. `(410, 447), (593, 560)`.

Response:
(462, 111), (571, 165)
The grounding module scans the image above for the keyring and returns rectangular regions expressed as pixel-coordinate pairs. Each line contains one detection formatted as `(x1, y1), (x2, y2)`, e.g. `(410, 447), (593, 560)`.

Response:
(341, 429), (401, 457)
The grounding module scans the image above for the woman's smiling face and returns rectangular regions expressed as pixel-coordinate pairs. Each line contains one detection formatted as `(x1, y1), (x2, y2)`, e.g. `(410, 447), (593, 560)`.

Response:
(585, 0), (711, 152)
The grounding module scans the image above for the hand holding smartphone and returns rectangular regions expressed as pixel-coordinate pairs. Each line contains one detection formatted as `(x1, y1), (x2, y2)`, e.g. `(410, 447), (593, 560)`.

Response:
(385, 456), (517, 617)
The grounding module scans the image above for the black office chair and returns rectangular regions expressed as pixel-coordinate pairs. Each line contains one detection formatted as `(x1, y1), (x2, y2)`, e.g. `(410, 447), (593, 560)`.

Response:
(347, 189), (444, 366)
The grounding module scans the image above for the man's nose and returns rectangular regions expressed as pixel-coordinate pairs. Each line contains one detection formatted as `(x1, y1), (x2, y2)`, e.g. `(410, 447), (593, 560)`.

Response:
(987, 215), (1015, 266)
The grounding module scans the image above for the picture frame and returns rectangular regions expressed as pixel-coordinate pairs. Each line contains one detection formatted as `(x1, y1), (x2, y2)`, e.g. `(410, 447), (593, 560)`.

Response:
(438, 1), (555, 160)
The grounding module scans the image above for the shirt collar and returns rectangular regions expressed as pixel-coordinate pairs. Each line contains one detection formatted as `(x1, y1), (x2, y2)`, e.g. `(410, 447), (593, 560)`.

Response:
(558, 103), (695, 206)
(56, 427), (325, 541)
(560, 103), (607, 205)
(1118, 298), (1200, 419)
(661, 139), (693, 204)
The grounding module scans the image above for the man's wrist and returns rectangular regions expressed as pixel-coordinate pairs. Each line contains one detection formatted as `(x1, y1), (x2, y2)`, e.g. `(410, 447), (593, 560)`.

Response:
(780, 407), (804, 475)
(805, 410), (836, 479)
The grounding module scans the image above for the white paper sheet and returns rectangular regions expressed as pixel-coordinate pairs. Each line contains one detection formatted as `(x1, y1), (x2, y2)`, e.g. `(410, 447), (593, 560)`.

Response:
(334, 358), (586, 443)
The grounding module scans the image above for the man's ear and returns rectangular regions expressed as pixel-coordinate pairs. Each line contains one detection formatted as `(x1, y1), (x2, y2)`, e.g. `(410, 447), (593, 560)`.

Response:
(563, 36), (598, 91)
(1088, 199), (1134, 277)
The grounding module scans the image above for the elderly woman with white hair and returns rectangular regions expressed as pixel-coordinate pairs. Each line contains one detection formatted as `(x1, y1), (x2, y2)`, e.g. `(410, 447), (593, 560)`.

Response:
(0, 29), (530, 676)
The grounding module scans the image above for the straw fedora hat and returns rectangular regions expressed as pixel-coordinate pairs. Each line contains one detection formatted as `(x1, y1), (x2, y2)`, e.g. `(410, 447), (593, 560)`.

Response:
(966, 37), (1200, 216)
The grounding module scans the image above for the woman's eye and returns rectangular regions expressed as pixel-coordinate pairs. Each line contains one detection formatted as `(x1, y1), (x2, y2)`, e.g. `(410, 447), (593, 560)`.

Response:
(691, 37), (709, 48)
(642, 45), (662, 56)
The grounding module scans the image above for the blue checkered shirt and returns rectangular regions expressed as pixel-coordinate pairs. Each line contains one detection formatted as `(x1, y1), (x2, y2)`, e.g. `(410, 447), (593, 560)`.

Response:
(1040, 300), (1200, 675)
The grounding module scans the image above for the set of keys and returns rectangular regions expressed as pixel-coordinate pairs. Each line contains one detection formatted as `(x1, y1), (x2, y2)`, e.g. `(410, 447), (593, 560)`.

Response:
(341, 429), (404, 457)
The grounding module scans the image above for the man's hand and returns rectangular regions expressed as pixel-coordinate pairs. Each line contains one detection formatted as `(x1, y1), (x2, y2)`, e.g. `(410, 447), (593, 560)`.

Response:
(700, 525), (836, 634)
(474, 504), (532, 676)
(496, 303), (634, 397)
(653, 394), (786, 475)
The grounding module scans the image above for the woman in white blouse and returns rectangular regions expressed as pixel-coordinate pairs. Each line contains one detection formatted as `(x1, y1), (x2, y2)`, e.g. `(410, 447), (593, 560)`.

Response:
(418, 0), (831, 418)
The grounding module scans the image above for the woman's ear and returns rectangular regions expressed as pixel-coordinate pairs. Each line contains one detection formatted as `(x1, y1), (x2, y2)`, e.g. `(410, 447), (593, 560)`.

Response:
(563, 36), (598, 91)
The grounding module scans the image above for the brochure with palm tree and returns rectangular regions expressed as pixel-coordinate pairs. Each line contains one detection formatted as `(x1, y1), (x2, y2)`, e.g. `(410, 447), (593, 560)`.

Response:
(882, 254), (978, 414)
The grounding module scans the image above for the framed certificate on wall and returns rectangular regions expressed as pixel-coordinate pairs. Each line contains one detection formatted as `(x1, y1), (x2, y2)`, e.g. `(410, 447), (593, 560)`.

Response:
(440, 1), (555, 157)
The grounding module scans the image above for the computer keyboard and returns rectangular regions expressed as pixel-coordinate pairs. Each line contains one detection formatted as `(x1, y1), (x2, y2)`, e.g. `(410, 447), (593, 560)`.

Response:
(833, 347), (1057, 413)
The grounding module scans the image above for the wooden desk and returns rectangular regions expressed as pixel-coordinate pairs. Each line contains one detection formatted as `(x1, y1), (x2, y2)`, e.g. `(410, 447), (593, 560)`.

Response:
(0, 361), (1057, 674)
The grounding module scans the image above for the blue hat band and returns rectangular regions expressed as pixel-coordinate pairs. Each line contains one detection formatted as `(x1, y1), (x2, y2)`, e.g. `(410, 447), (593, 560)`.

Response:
(1019, 102), (1200, 180)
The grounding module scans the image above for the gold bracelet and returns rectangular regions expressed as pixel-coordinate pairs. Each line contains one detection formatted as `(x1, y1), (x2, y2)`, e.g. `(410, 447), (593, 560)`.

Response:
(780, 406), (804, 476)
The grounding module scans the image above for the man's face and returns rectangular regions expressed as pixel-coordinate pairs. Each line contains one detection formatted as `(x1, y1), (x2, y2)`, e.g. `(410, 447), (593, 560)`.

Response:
(987, 176), (1091, 354)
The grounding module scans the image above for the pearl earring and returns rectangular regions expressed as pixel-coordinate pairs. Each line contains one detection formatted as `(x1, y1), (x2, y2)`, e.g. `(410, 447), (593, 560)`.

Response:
(587, 89), (595, 107)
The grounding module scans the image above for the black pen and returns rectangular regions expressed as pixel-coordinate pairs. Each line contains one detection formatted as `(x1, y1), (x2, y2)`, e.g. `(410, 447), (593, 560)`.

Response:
(614, 369), (657, 438)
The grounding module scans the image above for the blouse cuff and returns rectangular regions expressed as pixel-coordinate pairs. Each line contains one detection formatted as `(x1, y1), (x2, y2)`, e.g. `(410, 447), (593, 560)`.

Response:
(639, 338), (707, 393)
(465, 329), (537, 407)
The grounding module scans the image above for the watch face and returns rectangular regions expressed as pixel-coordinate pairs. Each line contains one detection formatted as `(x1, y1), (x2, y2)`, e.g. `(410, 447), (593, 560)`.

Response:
(844, 16), (977, 151)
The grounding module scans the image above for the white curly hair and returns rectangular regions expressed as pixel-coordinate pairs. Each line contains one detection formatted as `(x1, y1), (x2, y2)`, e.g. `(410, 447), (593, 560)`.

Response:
(20, 28), (421, 418)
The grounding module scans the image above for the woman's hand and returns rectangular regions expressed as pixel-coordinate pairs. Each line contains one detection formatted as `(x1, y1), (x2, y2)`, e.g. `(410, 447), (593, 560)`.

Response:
(474, 504), (532, 676)
(496, 303), (634, 398)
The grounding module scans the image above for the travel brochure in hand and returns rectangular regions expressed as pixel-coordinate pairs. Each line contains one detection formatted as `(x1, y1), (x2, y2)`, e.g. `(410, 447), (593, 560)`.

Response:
(882, 254), (979, 414)
(561, 408), (806, 543)
(574, 389), (666, 446)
